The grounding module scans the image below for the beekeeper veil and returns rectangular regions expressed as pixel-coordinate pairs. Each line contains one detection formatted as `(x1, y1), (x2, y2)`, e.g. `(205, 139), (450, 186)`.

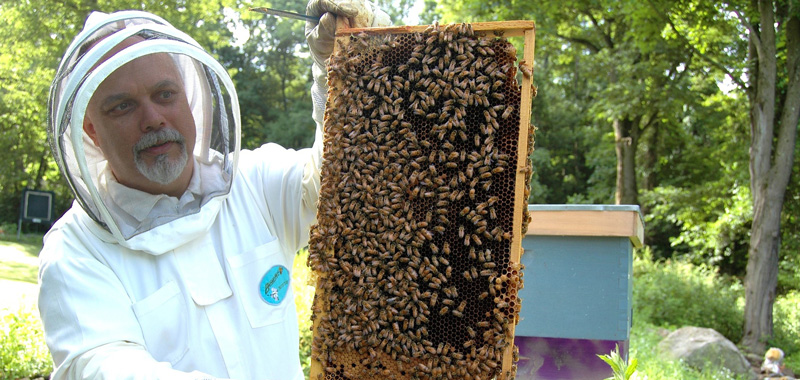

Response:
(48, 10), (240, 244)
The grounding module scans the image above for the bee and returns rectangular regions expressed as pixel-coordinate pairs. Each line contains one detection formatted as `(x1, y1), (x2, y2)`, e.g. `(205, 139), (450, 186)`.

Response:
(416, 361), (432, 373)
(518, 60), (533, 78)
(461, 246), (474, 260)
(490, 91), (505, 101)
(445, 190), (457, 202)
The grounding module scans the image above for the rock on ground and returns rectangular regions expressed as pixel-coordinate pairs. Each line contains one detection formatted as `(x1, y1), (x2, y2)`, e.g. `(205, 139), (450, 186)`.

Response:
(657, 326), (757, 380)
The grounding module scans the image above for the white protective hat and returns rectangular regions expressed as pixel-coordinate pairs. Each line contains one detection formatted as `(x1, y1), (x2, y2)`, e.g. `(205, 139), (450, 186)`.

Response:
(48, 10), (240, 243)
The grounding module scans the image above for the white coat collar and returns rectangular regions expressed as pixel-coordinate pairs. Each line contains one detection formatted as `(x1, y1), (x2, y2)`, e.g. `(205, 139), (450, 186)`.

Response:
(100, 160), (204, 222)
(78, 196), (226, 256)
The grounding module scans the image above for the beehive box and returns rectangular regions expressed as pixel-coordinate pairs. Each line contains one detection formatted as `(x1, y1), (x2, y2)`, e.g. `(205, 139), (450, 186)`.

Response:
(307, 21), (535, 380)
(514, 205), (643, 379)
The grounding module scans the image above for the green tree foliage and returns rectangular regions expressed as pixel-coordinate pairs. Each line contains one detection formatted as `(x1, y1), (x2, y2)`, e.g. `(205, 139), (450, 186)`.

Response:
(649, 0), (799, 352)
(221, 0), (317, 150)
(226, 0), (420, 152)
(0, 3), (73, 226)
(640, 87), (751, 271)
(437, 0), (716, 206)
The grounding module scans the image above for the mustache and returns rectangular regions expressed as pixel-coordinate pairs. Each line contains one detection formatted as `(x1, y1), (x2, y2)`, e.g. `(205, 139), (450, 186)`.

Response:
(134, 128), (186, 154)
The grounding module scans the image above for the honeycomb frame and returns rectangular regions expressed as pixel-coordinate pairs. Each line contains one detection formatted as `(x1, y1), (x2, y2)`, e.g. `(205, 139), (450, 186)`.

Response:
(308, 21), (535, 380)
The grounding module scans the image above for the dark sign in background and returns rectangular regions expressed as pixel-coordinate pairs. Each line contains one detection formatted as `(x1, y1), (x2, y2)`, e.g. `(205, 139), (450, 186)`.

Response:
(17, 189), (55, 238)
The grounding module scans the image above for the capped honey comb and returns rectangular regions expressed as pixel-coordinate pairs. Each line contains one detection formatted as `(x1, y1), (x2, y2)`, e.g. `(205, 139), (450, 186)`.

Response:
(308, 21), (535, 380)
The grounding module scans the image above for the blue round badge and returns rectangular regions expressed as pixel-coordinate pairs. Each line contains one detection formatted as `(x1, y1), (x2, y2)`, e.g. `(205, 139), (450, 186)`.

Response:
(259, 265), (290, 305)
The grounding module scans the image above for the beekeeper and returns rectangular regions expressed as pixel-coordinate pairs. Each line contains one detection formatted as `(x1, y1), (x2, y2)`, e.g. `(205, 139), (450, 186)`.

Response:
(38, 2), (390, 379)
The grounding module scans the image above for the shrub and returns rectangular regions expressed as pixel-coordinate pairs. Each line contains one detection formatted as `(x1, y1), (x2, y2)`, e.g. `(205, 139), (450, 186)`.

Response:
(770, 291), (800, 373)
(0, 305), (53, 380)
(633, 250), (744, 342)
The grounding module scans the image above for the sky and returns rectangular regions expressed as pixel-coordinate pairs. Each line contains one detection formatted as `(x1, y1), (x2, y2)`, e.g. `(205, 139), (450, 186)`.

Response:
(404, 0), (425, 25)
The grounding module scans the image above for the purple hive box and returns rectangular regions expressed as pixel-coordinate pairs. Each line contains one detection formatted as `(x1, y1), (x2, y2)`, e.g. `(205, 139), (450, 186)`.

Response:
(514, 205), (643, 380)
(515, 337), (629, 379)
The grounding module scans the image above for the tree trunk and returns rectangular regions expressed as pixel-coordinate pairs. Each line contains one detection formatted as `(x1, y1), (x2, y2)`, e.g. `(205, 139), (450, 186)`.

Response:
(639, 123), (660, 216)
(281, 53), (288, 112)
(642, 123), (659, 192)
(33, 150), (49, 189)
(613, 117), (639, 205)
(741, 0), (800, 354)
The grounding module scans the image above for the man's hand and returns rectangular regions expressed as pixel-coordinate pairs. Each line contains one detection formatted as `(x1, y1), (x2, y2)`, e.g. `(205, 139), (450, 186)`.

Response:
(305, 0), (391, 68)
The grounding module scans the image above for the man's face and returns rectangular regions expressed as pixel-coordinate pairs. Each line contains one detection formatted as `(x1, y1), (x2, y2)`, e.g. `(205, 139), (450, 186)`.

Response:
(84, 48), (196, 197)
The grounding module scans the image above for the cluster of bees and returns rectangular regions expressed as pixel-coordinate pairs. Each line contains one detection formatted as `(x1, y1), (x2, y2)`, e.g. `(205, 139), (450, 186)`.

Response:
(308, 21), (534, 380)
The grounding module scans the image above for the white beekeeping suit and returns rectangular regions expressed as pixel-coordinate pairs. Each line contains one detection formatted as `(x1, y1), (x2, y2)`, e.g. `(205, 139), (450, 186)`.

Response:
(40, 3), (389, 380)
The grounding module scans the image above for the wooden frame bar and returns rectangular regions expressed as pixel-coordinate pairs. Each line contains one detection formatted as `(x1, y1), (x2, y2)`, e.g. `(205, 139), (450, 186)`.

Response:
(336, 20), (536, 38)
(526, 205), (645, 248)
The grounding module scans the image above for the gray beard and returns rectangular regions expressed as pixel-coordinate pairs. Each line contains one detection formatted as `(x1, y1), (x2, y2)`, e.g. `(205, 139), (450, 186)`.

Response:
(133, 128), (188, 185)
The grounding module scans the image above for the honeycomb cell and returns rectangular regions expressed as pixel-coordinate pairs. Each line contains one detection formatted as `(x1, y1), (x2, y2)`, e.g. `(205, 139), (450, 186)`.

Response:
(308, 21), (534, 380)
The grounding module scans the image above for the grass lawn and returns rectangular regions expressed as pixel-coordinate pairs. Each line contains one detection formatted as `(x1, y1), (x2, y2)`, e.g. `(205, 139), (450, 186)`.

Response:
(0, 234), (43, 314)
(0, 234), (42, 284)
